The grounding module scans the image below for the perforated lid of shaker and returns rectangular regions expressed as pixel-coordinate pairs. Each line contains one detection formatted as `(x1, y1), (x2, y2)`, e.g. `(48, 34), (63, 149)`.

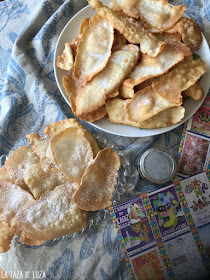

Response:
(138, 148), (177, 185)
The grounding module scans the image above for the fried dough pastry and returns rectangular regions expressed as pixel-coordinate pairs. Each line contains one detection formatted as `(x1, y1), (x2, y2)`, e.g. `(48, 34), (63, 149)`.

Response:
(23, 162), (68, 199)
(0, 165), (12, 182)
(0, 164), (32, 193)
(0, 221), (14, 253)
(0, 180), (34, 226)
(11, 183), (87, 241)
(5, 146), (40, 188)
(166, 17), (202, 50)
(70, 36), (81, 59)
(96, 7), (165, 57)
(126, 86), (181, 122)
(123, 41), (191, 89)
(73, 15), (114, 83)
(79, 105), (107, 122)
(88, 0), (104, 9)
(56, 42), (74, 70)
(106, 98), (185, 128)
(73, 148), (120, 211)
(0, 118), (122, 250)
(75, 45), (139, 116)
(182, 81), (204, 101)
(119, 84), (134, 99)
(155, 32), (182, 43)
(79, 18), (90, 34)
(139, 106), (185, 128)
(50, 127), (93, 184)
(44, 118), (100, 157)
(112, 30), (127, 51)
(152, 58), (206, 104)
(135, 76), (160, 91)
(107, 89), (120, 98)
(19, 236), (47, 246)
(110, 0), (186, 31)
(106, 98), (141, 127)
(62, 74), (107, 122)
(26, 133), (55, 167)
(70, 18), (90, 59)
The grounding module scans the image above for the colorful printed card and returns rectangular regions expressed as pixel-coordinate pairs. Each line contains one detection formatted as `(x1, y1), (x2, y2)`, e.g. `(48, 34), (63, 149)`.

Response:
(177, 95), (210, 178)
(110, 171), (210, 280)
(148, 185), (188, 241)
(180, 172), (210, 228)
(178, 131), (210, 177)
(130, 248), (166, 280)
(187, 96), (210, 137)
(112, 197), (156, 258)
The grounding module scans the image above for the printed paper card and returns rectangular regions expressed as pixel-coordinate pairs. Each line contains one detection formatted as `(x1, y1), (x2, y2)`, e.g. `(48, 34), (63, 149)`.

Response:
(110, 172), (210, 280)
(130, 248), (167, 280)
(164, 232), (208, 280)
(180, 171), (210, 228)
(177, 95), (210, 178)
(148, 185), (188, 241)
(187, 95), (210, 137)
(178, 131), (210, 177)
(112, 197), (156, 257)
(198, 224), (210, 259)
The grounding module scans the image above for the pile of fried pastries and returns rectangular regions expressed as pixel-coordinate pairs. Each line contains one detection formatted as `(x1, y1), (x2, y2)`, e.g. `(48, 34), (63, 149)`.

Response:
(57, 0), (207, 129)
(0, 118), (120, 252)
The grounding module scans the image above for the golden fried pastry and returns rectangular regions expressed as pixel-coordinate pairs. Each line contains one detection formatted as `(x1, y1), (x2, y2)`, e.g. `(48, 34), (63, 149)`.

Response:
(19, 236), (47, 246)
(70, 36), (82, 59)
(135, 76), (159, 91)
(88, 0), (104, 9)
(5, 146), (40, 188)
(166, 17), (202, 50)
(79, 18), (90, 34)
(73, 14), (114, 83)
(112, 30), (127, 51)
(126, 86), (181, 123)
(152, 58), (206, 104)
(96, 6), (165, 57)
(73, 148), (120, 211)
(106, 89), (120, 99)
(0, 165), (12, 182)
(110, 0), (186, 31)
(62, 74), (108, 122)
(106, 98), (141, 127)
(75, 45), (139, 116)
(155, 32), (182, 43)
(26, 133), (55, 167)
(56, 42), (74, 70)
(23, 162), (68, 199)
(0, 118), (121, 252)
(11, 182), (87, 241)
(139, 106), (185, 128)
(44, 118), (100, 157)
(50, 127), (93, 184)
(119, 84), (134, 99)
(123, 41), (191, 89)
(0, 221), (14, 253)
(0, 180), (34, 226)
(182, 81), (204, 100)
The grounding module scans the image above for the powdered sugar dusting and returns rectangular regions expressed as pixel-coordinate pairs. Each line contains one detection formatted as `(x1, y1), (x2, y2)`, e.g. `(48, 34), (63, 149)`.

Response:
(12, 183), (87, 239)
(0, 181), (34, 223)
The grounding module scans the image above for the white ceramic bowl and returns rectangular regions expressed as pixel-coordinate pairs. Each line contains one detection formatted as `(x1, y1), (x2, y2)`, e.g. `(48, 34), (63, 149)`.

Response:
(54, 0), (210, 137)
